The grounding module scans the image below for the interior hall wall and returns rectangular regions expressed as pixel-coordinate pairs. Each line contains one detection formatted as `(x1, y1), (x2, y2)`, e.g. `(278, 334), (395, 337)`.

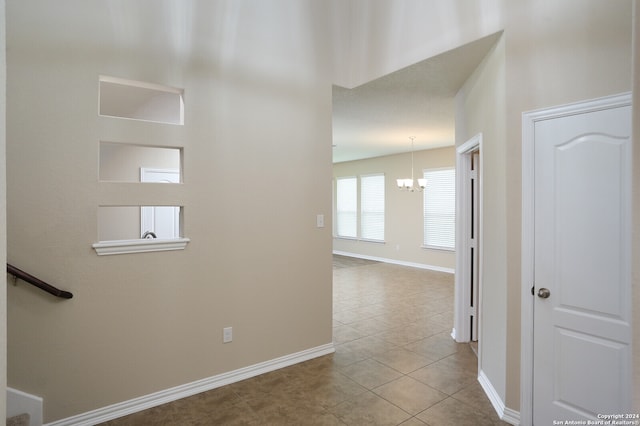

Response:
(6, 0), (335, 422)
(340, 0), (505, 88)
(455, 34), (507, 404)
(502, 0), (633, 411)
(631, 0), (639, 412)
(0, 0), (7, 421)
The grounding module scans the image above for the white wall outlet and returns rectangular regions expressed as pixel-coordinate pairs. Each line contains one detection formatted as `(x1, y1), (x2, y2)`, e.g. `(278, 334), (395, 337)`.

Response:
(223, 327), (233, 343)
(316, 214), (324, 228)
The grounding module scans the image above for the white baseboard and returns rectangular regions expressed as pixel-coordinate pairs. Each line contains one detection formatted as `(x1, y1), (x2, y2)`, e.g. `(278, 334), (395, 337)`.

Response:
(502, 406), (522, 425)
(8, 387), (44, 426)
(332, 251), (455, 274)
(45, 343), (335, 426)
(477, 370), (520, 425)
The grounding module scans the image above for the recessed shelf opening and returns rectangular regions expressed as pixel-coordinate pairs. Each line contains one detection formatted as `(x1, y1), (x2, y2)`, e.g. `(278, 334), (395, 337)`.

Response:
(99, 76), (184, 125)
(94, 205), (188, 255)
(99, 142), (182, 183)
(97, 205), (183, 242)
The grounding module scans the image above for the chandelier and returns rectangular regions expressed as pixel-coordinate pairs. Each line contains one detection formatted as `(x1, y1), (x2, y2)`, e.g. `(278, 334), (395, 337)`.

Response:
(397, 137), (426, 191)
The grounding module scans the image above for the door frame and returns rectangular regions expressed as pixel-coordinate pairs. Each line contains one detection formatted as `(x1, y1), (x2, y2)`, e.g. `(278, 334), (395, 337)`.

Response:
(454, 133), (483, 344)
(520, 92), (632, 425)
(140, 168), (181, 239)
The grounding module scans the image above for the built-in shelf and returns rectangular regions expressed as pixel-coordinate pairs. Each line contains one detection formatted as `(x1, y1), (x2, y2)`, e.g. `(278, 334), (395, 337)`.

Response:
(97, 205), (183, 245)
(92, 238), (190, 256)
(96, 76), (187, 256)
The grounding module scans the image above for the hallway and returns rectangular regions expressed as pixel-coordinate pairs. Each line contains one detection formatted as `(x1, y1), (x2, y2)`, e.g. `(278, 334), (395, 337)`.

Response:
(101, 256), (507, 425)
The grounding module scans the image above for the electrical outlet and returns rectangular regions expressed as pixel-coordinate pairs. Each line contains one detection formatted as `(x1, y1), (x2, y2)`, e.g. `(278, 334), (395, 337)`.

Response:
(223, 327), (233, 343)
(316, 214), (324, 228)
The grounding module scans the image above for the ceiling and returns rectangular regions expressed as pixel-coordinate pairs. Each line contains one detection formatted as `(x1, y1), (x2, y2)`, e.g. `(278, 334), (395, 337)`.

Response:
(332, 33), (501, 163)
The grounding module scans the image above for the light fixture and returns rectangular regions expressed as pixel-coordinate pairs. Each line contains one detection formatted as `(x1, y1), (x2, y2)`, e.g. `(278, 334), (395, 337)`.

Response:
(397, 136), (426, 191)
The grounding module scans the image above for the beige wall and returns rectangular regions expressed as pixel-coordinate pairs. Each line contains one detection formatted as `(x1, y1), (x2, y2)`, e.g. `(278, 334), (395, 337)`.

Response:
(333, 147), (456, 270)
(455, 34), (507, 401)
(633, 0), (639, 412)
(502, 0), (633, 411)
(0, 0), (6, 421)
(6, 1), (335, 422)
(339, 0), (505, 88)
(457, 0), (633, 412)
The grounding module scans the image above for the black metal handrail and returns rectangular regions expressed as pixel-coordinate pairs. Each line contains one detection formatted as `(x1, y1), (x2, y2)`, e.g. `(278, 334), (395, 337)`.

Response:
(7, 264), (73, 299)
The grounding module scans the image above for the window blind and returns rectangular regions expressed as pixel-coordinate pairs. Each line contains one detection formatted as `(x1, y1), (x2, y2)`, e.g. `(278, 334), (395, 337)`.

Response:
(423, 168), (456, 250)
(336, 177), (357, 238)
(360, 174), (385, 241)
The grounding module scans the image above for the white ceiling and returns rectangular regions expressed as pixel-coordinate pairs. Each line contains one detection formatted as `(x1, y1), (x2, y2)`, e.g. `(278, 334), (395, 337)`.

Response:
(332, 33), (501, 163)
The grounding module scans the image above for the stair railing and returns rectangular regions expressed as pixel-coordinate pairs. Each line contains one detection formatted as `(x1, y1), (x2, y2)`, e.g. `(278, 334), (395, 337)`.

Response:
(7, 264), (73, 299)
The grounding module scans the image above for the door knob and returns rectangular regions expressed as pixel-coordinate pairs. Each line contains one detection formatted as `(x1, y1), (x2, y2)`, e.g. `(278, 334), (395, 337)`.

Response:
(537, 288), (551, 299)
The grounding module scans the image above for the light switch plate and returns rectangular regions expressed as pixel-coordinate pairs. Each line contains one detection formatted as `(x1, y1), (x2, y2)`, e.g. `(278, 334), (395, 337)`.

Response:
(223, 327), (233, 343)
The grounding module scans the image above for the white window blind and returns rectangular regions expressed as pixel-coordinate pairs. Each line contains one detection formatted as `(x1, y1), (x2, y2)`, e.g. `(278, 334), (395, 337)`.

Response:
(336, 177), (357, 238)
(360, 174), (385, 241)
(423, 168), (456, 250)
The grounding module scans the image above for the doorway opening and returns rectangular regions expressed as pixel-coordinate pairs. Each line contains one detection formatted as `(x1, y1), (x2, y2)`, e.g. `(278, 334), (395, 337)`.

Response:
(454, 134), (483, 357)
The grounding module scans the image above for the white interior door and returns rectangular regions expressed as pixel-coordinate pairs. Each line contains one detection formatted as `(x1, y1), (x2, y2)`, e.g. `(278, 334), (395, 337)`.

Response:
(140, 168), (180, 239)
(531, 96), (632, 423)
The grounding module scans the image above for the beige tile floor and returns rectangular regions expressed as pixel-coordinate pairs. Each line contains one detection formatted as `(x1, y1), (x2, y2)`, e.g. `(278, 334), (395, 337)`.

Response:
(101, 256), (508, 425)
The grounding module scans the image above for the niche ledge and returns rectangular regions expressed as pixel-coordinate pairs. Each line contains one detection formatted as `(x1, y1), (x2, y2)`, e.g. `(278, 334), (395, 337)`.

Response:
(93, 238), (190, 256)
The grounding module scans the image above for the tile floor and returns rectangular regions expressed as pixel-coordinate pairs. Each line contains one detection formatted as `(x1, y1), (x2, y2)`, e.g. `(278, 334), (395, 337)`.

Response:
(101, 256), (508, 425)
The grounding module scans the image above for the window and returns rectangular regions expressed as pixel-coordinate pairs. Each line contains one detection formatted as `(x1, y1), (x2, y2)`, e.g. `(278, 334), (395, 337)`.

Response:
(336, 177), (357, 238)
(423, 168), (456, 250)
(360, 174), (385, 241)
(335, 174), (385, 241)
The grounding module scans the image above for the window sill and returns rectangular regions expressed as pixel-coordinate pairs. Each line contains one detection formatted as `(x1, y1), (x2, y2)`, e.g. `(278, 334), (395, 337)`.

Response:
(421, 245), (455, 252)
(360, 238), (385, 244)
(334, 236), (386, 244)
(93, 238), (190, 256)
